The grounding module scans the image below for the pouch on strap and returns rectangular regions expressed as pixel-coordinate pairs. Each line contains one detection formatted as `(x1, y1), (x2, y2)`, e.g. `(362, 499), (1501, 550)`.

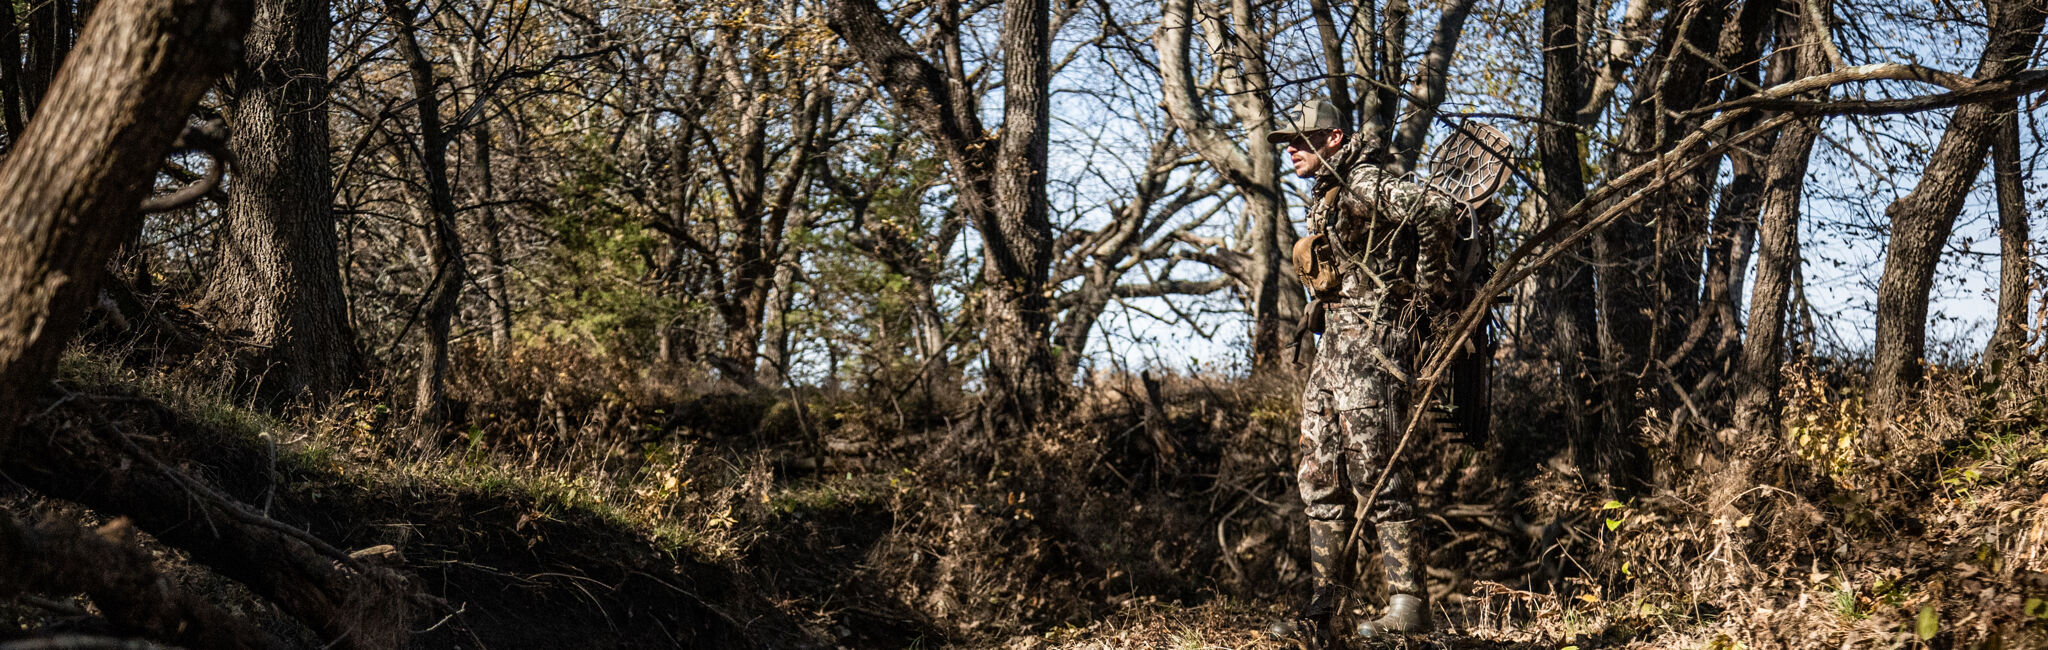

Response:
(1293, 233), (1342, 300)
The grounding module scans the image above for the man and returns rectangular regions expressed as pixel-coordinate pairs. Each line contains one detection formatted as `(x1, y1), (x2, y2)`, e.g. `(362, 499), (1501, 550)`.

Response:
(1266, 99), (1457, 642)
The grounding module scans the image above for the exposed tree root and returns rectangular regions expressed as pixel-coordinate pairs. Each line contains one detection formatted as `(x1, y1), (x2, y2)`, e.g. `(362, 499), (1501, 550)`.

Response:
(0, 512), (282, 650)
(6, 388), (418, 650)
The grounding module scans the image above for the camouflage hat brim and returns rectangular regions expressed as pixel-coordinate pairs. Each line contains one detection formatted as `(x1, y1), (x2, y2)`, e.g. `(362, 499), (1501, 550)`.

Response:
(1267, 99), (1343, 144)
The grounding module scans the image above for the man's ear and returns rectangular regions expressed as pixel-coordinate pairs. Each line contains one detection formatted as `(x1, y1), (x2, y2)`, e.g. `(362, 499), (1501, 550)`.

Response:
(1326, 128), (1345, 149)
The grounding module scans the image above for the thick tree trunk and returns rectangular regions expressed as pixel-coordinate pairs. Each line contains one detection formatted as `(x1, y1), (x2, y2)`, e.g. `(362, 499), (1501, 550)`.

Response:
(1592, 2), (1731, 460)
(1536, 0), (1603, 465)
(0, 0), (251, 443)
(385, 0), (468, 430)
(1870, 0), (2046, 430)
(202, 0), (360, 404)
(1984, 101), (2030, 367)
(981, 0), (1058, 422)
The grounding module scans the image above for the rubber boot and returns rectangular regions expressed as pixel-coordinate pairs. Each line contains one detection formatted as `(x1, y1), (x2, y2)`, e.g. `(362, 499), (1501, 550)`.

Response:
(1356, 519), (1431, 637)
(1266, 518), (1351, 646)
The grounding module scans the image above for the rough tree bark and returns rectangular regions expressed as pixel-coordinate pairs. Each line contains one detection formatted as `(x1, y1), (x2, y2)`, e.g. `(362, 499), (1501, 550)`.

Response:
(383, 0), (469, 430)
(0, 0), (344, 643)
(827, 0), (1060, 427)
(1869, 0), (2046, 430)
(1733, 5), (1828, 441)
(1984, 99), (2030, 367)
(1684, 0), (1782, 384)
(1590, 1), (1731, 464)
(201, 0), (361, 404)
(1535, 0), (1603, 465)
(0, 0), (250, 443)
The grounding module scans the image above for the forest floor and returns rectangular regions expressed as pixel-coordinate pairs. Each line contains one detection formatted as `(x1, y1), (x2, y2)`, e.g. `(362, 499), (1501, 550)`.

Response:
(5, 341), (2046, 649)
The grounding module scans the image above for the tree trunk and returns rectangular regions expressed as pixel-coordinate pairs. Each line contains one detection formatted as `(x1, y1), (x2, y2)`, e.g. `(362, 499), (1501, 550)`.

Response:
(1155, 0), (1302, 372)
(1591, 2), (1731, 462)
(1869, 0), (2046, 430)
(0, 0), (251, 444)
(1390, 0), (1479, 174)
(203, 0), (360, 404)
(1733, 20), (1824, 440)
(981, 0), (1058, 422)
(1984, 100), (2030, 367)
(475, 107), (513, 351)
(1730, 115), (1818, 441)
(757, 255), (798, 385)
(1535, 0), (1603, 467)
(1685, 0), (1781, 385)
(827, 0), (1060, 428)
(384, 0), (468, 430)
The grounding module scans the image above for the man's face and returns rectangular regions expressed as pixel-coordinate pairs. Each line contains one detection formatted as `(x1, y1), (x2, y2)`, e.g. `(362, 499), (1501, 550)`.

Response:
(1285, 129), (1343, 178)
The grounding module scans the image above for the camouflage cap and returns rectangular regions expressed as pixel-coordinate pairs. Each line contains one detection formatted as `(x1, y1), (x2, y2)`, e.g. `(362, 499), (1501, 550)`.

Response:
(1267, 99), (1344, 144)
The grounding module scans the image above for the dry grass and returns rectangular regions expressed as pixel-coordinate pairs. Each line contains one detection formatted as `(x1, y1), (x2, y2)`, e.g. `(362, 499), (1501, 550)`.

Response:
(31, 343), (2048, 649)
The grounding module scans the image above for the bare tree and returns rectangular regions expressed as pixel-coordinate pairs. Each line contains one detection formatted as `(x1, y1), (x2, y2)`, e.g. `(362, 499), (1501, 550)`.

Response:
(1154, 0), (1302, 371)
(1733, 3), (1828, 441)
(1532, 0), (1602, 463)
(1869, 0), (2046, 431)
(827, 0), (1061, 426)
(380, 0), (470, 429)
(1984, 99), (2031, 367)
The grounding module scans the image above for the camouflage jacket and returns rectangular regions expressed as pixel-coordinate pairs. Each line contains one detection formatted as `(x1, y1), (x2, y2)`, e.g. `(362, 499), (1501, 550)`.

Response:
(1303, 139), (1459, 317)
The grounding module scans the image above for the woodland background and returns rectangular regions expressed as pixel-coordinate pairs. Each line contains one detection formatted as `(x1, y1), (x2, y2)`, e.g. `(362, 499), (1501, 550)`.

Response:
(0, 0), (2046, 646)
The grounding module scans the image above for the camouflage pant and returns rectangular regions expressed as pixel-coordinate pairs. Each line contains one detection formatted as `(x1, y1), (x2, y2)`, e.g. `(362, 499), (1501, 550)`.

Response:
(1297, 303), (1417, 523)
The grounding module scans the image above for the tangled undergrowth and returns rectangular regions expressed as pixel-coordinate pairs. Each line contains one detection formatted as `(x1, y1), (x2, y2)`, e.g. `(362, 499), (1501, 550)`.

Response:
(7, 340), (2047, 649)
